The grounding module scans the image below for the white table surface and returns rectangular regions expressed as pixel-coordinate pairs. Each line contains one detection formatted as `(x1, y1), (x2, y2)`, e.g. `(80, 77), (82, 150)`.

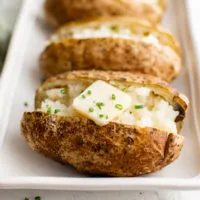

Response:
(0, 190), (200, 200)
(1, 0), (200, 199)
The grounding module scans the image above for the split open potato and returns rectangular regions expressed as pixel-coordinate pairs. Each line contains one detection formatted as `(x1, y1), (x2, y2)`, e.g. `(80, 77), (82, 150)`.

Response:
(21, 70), (188, 177)
(40, 17), (181, 82)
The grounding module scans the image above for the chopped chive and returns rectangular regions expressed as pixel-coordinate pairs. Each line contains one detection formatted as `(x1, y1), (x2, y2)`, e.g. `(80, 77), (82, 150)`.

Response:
(99, 114), (104, 118)
(129, 111), (132, 114)
(60, 88), (67, 94)
(134, 105), (144, 109)
(110, 25), (119, 32)
(67, 31), (73, 37)
(54, 109), (61, 114)
(47, 106), (52, 114)
(24, 102), (28, 107)
(122, 87), (128, 92)
(89, 107), (94, 112)
(87, 90), (92, 95)
(81, 94), (86, 99)
(105, 115), (109, 119)
(96, 102), (105, 109)
(35, 197), (41, 200)
(115, 104), (123, 110)
(111, 94), (116, 100)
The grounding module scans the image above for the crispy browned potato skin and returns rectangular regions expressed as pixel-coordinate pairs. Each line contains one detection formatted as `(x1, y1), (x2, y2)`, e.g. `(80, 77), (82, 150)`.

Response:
(21, 71), (187, 177)
(40, 38), (181, 82)
(40, 17), (181, 82)
(44, 0), (167, 27)
(21, 112), (183, 177)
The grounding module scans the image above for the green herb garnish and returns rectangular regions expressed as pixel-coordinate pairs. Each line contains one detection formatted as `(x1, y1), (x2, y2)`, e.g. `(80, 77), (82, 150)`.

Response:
(81, 94), (86, 99)
(105, 115), (109, 119)
(35, 197), (41, 200)
(134, 105), (144, 109)
(96, 102), (105, 109)
(110, 25), (119, 32)
(115, 104), (123, 110)
(99, 114), (104, 118)
(47, 106), (52, 114)
(24, 198), (29, 200)
(89, 107), (94, 112)
(60, 88), (67, 95)
(67, 31), (73, 37)
(122, 88), (128, 92)
(54, 109), (61, 114)
(111, 94), (116, 100)
(24, 102), (28, 107)
(129, 111), (132, 114)
(87, 90), (92, 95)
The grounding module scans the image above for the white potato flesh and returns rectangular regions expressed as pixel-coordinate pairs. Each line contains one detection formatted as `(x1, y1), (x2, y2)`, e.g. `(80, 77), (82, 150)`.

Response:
(51, 24), (161, 48)
(39, 81), (179, 133)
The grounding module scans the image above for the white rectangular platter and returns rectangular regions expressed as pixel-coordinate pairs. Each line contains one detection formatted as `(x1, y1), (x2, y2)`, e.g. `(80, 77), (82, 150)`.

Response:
(1, 0), (200, 190)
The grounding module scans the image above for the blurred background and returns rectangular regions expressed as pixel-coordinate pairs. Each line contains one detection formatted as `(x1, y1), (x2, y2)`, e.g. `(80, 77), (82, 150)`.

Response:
(0, 0), (22, 71)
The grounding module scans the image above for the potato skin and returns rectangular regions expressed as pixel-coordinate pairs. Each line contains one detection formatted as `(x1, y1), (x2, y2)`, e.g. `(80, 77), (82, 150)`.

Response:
(21, 112), (183, 177)
(22, 71), (187, 176)
(35, 71), (188, 133)
(44, 0), (167, 27)
(40, 38), (181, 82)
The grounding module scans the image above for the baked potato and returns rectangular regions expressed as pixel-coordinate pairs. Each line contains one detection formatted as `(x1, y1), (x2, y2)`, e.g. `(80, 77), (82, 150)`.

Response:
(21, 70), (188, 177)
(40, 17), (181, 82)
(44, 0), (167, 27)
